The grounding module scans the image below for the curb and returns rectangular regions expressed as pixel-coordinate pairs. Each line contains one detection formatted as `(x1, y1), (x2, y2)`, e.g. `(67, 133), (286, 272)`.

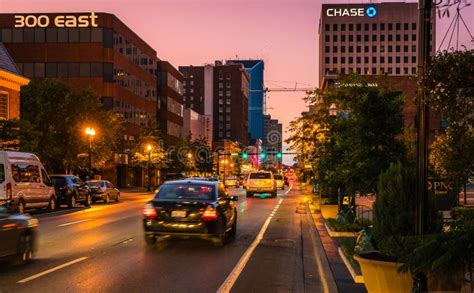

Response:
(338, 248), (364, 284)
(324, 223), (359, 238)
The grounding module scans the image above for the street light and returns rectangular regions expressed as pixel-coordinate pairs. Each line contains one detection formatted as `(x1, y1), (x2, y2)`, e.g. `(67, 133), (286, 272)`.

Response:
(146, 144), (152, 192)
(85, 127), (96, 178)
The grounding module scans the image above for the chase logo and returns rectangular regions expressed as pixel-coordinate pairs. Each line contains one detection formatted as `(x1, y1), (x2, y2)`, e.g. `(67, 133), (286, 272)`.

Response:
(366, 6), (377, 18)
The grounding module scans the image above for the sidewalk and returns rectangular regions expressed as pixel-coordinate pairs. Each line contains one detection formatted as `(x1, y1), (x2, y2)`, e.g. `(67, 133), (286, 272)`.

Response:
(304, 190), (366, 293)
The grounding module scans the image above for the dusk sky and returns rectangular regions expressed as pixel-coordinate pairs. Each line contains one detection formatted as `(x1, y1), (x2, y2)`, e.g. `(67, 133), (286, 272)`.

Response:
(1, 0), (473, 164)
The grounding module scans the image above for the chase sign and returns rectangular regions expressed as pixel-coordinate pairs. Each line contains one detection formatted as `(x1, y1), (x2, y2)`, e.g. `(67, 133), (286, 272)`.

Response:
(326, 6), (378, 17)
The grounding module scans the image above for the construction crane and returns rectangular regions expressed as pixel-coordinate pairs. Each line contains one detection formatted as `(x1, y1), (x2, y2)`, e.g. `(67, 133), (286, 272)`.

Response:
(249, 84), (314, 113)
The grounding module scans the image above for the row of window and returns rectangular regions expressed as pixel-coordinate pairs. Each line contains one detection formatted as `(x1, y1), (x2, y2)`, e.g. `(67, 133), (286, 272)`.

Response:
(0, 28), (108, 44)
(324, 22), (421, 32)
(0, 92), (8, 120)
(326, 56), (417, 64)
(325, 67), (417, 75)
(217, 131), (232, 139)
(16, 62), (113, 79)
(218, 107), (232, 113)
(325, 33), (420, 43)
(326, 44), (418, 53)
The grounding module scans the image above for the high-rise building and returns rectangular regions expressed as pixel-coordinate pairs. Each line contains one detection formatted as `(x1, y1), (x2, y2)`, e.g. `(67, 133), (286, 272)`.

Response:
(319, 3), (435, 85)
(180, 61), (249, 147)
(263, 114), (282, 155)
(227, 60), (264, 142)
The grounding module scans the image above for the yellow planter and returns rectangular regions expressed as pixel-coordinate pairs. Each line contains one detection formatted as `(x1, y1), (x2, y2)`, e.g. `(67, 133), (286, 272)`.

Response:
(320, 204), (338, 219)
(354, 253), (413, 293)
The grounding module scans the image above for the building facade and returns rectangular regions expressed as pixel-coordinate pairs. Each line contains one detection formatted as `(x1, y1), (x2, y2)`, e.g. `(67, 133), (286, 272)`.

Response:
(180, 61), (249, 148)
(182, 108), (206, 141)
(157, 60), (184, 144)
(319, 3), (435, 85)
(227, 60), (264, 141)
(0, 13), (160, 187)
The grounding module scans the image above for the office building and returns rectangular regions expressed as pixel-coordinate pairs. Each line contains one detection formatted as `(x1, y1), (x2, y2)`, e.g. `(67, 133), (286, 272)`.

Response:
(182, 108), (206, 142)
(180, 61), (249, 148)
(319, 2), (435, 85)
(263, 114), (282, 155)
(227, 60), (264, 141)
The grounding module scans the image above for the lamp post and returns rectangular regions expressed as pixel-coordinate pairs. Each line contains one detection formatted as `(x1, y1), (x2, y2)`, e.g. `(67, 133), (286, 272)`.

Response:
(146, 144), (152, 192)
(85, 127), (96, 179)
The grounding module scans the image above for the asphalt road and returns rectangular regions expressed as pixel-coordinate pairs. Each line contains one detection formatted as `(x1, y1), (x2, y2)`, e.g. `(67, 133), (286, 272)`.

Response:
(0, 183), (331, 293)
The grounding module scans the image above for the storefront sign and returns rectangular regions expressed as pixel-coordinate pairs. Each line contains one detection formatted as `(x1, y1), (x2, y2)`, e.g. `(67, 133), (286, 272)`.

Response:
(14, 12), (98, 28)
(427, 178), (457, 211)
(326, 6), (377, 18)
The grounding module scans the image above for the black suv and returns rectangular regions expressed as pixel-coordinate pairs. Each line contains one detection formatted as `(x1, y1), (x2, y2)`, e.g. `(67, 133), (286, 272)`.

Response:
(50, 175), (92, 209)
(0, 206), (38, 264)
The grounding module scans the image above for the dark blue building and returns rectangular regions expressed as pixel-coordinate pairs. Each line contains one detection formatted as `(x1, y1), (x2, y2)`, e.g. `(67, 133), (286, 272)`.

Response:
(228, 60), (264, 141)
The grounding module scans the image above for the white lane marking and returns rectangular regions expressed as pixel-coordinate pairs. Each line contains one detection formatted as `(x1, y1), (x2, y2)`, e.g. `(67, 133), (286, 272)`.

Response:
(18, 257), (88, 284)
(217, 200), (284, 293)
(284, 185), (293, 195)
(278, 198), (283, 204)
(57, 219), (91, 227)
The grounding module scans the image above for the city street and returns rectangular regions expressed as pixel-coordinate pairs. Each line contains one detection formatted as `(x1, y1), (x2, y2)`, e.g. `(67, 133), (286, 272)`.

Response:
(0, 184), (333, 293)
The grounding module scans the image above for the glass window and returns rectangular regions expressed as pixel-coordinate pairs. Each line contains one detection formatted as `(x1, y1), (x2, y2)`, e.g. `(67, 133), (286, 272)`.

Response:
(333, 24), (338, 31)
(325, 24), (330, 31)
(0, 92), (8, 120)
(356, 57), (361, 63)
(24, 29), (34, 42)
(69, 29), (79, 42)
(46, 28), (57, 42)
(333, 35), (338, 42)
(341, 35), (346, 42)
(325, 57), (330, 63)
(372, 46), (377, 52)
(11, 164), (40, 183)
(1, 29), (12, 43)
(372, 23), (377, 30)
(325, 46), (329, 53)
(68, 63), (79, 76)
(333, 46), (337, 53)
(155, 183), (215, 200)
(396, 23), (401, 30)
(23, 63), (34, 77)
(389, 23), (393, 30)
(341, 46), (345, 53)
(103, 28), (113, 48)
(412, 23), (417, 30)
(381, 35), (385, 42)
(396, 67), (400, 74)
(34, 63), (45, 77)
(34, 28), (45, 43)
(349, 35), (353, 42)
(79, 28), (91, 42)
(412, 56), (416, 63)
(372, 56), (376, 63)
(91, 62), (103, 77)
(349, 46), (353, 53)
(58, 63), (68, 77)
(58, 28), (68, 42)
(91, 28), (102, 42)
(341, 57), (346, 64)
(356, 35), (361, 42)
(396, 35), (401, 41)
(404, 34), (408, 41)
(388, 35), (393, 42)
(364, 35), (369, 42)
(341, 24), (346, 31)
(412, 34), (416, 41)
(333, 57), (338, 64)
(372, 35), (377, 41)
(404, 23), (409, 30)
(380, 23), (385, 30)
(356, 24), (361, 31)
(349, 24), (353, 31)
(325, 35), (330, 42)
(46, 63), (57, 77)
(12, 29), (23, 43)
(80, 63), (90, 77)
(0, 163), (4, 184)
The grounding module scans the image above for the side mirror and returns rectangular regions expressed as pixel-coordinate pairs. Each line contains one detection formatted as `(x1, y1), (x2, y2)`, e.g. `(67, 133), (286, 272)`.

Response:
(228, 195), (239, 201)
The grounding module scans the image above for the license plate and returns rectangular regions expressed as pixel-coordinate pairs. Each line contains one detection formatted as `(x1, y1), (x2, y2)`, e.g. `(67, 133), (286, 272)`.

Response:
(171, 210), (187, 218)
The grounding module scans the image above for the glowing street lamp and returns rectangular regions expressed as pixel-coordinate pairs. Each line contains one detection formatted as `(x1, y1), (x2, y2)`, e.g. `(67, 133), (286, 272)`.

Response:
(84, 127), (96, 177)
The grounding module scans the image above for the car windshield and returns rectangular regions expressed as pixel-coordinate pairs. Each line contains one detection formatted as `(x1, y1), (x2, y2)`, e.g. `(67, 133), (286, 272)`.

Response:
(155, 183), (215, 200)
(274, 175), (283, 180)
(51, 177), (66, 186)
(249, 173), (271, 179)
(0, 164), (4, 184)
(87, 181), (104, 187)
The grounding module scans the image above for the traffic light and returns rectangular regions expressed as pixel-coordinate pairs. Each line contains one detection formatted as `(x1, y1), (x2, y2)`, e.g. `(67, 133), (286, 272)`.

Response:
(276, 152), (282, 159)
(242, 153), (248, 159)
(260, 152), (266, 159)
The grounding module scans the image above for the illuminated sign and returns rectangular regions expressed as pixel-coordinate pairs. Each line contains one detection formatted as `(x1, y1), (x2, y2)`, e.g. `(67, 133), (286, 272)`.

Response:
(326, 6), (377, 17)
(14, 13), (98, 28)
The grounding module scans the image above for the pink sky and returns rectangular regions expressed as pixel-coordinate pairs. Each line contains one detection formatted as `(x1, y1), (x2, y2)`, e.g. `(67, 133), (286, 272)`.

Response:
(1, 0), (473, 163)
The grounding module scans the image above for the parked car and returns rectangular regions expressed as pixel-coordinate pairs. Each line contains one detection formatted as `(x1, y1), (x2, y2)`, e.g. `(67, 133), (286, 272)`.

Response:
(246, 171), (277, 198)
(86, 180), (120, 204)
(143, 180), (238, 246)
(50, 175), (92, 208)
(274, 174), (285, 190)
(224, 177), (239, 188)
(0, 151), (56, 214)
(0, 206), (38, 264)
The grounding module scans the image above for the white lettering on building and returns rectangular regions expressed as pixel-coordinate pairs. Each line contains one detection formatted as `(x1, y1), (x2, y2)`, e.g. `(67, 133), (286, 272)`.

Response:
(326, 8), (365, 17)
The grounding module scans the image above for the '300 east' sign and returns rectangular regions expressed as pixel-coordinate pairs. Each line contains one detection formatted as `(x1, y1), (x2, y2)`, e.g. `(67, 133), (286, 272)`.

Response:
(14, 13), (99, 28)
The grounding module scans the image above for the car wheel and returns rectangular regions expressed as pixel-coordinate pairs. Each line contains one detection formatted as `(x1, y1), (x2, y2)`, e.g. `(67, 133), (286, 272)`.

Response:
(227, 212), (237, 240)
(213, 219), (226, 247)
(47, 196), (56, 212)
(144, 235), (157, 246)
(115, 193), (120, 202)
(68, 194), (77, 209)
(105, 194), (110, 204)
(84, 193), (91, 207)
(15, 233), (33, 265)
(18, 199), (26, 214)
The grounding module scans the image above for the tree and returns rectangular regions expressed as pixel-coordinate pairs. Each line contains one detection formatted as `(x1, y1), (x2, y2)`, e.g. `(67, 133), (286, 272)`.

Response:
(19, 79), (121, 173)
(425, 50), (474, 192)
(130, 120), (169, 170)
(190, 137), (213, 174)
(0, 119), (39, 151)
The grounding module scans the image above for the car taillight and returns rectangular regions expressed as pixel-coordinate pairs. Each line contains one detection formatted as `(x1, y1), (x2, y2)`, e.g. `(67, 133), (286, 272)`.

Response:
(143, 203), (157, 219)
(201, 205), (218, 221)
(6, 182), (12, 200)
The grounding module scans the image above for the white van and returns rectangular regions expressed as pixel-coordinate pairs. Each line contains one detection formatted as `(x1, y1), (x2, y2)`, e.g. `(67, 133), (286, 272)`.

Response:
(0, 151), (56, 213)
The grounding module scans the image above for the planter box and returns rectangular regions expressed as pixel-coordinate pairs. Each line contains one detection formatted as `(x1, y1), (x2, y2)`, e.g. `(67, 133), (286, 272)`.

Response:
(354, 252), (412, 293)
(324, 223), (359, 238)
(320, 204), (338, 219)
(338, 248), (364, 283)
